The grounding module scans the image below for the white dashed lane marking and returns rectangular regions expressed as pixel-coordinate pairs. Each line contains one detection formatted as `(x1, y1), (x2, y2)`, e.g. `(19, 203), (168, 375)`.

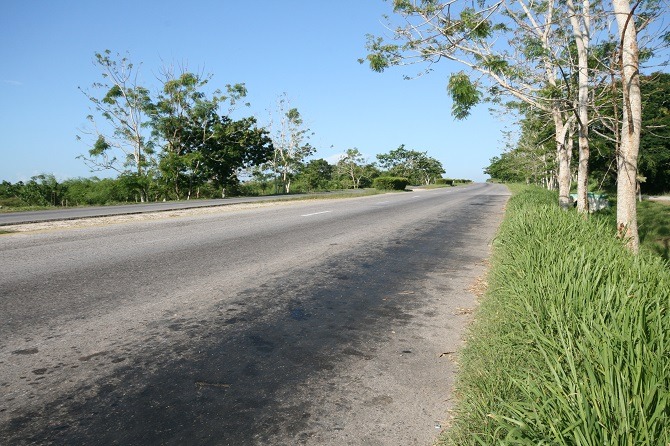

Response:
(301, 211), (332, 217)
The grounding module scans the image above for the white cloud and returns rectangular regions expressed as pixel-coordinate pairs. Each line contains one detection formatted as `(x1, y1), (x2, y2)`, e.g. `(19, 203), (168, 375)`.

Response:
(2, 79), (23, 86)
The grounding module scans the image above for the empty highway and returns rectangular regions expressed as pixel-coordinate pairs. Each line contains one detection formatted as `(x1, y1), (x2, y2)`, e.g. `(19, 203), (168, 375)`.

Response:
(0, 183), (509, 445)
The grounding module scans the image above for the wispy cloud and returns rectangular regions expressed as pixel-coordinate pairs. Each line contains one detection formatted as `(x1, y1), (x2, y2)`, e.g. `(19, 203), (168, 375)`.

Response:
(2, 79), (23, 86)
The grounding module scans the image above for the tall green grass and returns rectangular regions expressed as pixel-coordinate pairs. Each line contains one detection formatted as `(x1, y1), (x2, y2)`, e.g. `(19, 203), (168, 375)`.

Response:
(638, 200), (670, 262)
(440, 186), (670, 445)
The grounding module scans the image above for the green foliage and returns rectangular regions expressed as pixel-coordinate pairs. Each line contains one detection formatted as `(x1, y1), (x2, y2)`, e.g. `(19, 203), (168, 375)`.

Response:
(265, 95), (315, 194)
(598, 199), (670, 262)
(373, 176), (409, 190)
(502, 72), (670, 194)
(80, 51), (273, 202)
(441, 186), (670, 445)
(459, 8), (492, 39)
(336, 148), (373, 189)
(90, 135), (111, 157)
(361, 35), (400, 73)
(447, 72), (481, 120)
(638, 200), (670, 261)
(376, 145), (445, 185)
(435, 178), (454, 186)
(301, 158), (335, 191)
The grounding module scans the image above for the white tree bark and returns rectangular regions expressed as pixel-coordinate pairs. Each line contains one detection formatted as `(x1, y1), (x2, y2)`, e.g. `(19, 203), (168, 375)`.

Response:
(567, 0), (592, 213)
(612, 0), (641, 252)
(554, 111), (574, 210)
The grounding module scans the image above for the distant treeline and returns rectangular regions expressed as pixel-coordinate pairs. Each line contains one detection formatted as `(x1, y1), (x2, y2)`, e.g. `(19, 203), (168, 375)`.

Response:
(67, 51), (450, 206)
(1, 156), (463, 209)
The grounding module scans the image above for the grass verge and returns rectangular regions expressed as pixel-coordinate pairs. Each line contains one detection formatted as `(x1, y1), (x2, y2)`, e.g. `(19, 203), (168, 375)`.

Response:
(639, 200), (670, 261)
(438, 185), (670, 445)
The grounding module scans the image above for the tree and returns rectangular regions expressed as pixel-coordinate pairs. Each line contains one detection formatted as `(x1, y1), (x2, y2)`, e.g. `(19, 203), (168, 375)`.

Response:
(267, 95), (314, 194)
(376, 145), (445, 185)
(200, 116), (274, 198)
(300, 159), (335, 191)
(485, 111), (557, 186)
(151, 70), (271, 199)
(78, 50), (154, 202)
(638, 73), (670, 194)
(612, 0), (643, 251)
(364, 1), (574, 204)
(567, 0), (595, 213)
(337, 148), (368, 189)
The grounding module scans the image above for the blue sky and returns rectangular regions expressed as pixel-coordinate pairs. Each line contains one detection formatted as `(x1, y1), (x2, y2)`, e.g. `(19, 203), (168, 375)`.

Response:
(0, 0), (509, 184)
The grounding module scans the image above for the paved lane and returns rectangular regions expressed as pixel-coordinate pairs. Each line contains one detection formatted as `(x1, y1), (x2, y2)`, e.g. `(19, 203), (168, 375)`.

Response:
(0, 184), (509, 445)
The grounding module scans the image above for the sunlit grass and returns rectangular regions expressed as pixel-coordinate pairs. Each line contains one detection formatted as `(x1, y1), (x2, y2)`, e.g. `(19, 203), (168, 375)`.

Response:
(439, 186), (670, 445)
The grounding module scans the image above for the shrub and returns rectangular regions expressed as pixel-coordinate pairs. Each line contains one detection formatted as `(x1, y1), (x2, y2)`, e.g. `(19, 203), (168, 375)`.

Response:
(436, 178), (455, 186)
(373, 176), (409, 191)
(0, 197), (29, 208)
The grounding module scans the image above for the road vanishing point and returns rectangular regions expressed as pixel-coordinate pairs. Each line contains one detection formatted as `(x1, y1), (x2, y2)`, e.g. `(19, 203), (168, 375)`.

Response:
(0, 183), (510, 445)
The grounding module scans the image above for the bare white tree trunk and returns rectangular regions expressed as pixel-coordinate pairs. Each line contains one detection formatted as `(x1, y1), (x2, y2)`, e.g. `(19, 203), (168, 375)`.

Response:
(612, 0), (641, 252)
(568, 0), (592, 213)
(553, 108), (573, 210)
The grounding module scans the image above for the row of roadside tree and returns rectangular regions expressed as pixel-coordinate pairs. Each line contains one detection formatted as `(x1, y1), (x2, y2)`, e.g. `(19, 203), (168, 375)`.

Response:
(0, 144), (449, 208)
(364, 0), (668, 252)
(0, 50), (448, 209)
(485, 72), (670, 196)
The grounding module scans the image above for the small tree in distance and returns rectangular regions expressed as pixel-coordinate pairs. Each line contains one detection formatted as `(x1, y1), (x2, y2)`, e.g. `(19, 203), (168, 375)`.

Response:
(77, 50), (155, 202)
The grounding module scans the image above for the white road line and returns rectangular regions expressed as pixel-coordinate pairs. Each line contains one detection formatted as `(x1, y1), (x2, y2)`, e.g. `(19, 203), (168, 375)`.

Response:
(301, 211), (332, 217)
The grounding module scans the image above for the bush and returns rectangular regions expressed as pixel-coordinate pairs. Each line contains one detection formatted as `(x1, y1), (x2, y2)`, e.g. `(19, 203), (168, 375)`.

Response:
(441, 186), (670, 445)
(435, 178), (455, 186)
(373, 176), (409, 191)
(0, 197), (29, 208)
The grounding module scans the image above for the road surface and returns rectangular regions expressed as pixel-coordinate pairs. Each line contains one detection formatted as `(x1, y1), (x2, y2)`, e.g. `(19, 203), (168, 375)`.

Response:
(0, 183), (509, 445)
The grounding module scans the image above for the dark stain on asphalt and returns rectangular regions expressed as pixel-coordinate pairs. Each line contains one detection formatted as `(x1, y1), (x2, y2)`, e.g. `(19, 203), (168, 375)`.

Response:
(289, 307), (309, 321)
(78, 351), (108, 362)
(11, 348), (38, 355)
(0, 195), (500, 445)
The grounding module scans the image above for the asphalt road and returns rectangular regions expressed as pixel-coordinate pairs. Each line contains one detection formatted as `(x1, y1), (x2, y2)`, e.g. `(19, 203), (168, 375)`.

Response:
(0, 183), (510, 445)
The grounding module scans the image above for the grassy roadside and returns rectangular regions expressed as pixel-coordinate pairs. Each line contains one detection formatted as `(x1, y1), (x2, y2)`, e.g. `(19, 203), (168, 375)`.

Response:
(638, 200), (670, 261)
(0, 189), (387, 214)
(438, 186), (670, 445)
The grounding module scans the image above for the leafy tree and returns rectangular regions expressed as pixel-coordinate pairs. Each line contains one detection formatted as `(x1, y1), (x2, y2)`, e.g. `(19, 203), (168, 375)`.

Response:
(17, 174), (65, 207)
(639, 73), (670, 194)
(336, 148), (369, 189)
(200, 116), (274, 198)
(267, 95), (315, 194)
(0, 181), (21, 200)
(612, 0), (643, 251)
(376, 145), (445, 185)
(152, 71), (229, 199)
(151, 70), (272, 199)
(363, 0), (580, 208)
(366, 0), (668, 250)
(300, 159), (335, 191)
(78, 50), (155, 202)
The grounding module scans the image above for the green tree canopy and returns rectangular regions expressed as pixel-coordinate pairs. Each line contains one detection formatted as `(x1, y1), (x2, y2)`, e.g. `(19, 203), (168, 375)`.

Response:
(376, 145), (445, 185)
